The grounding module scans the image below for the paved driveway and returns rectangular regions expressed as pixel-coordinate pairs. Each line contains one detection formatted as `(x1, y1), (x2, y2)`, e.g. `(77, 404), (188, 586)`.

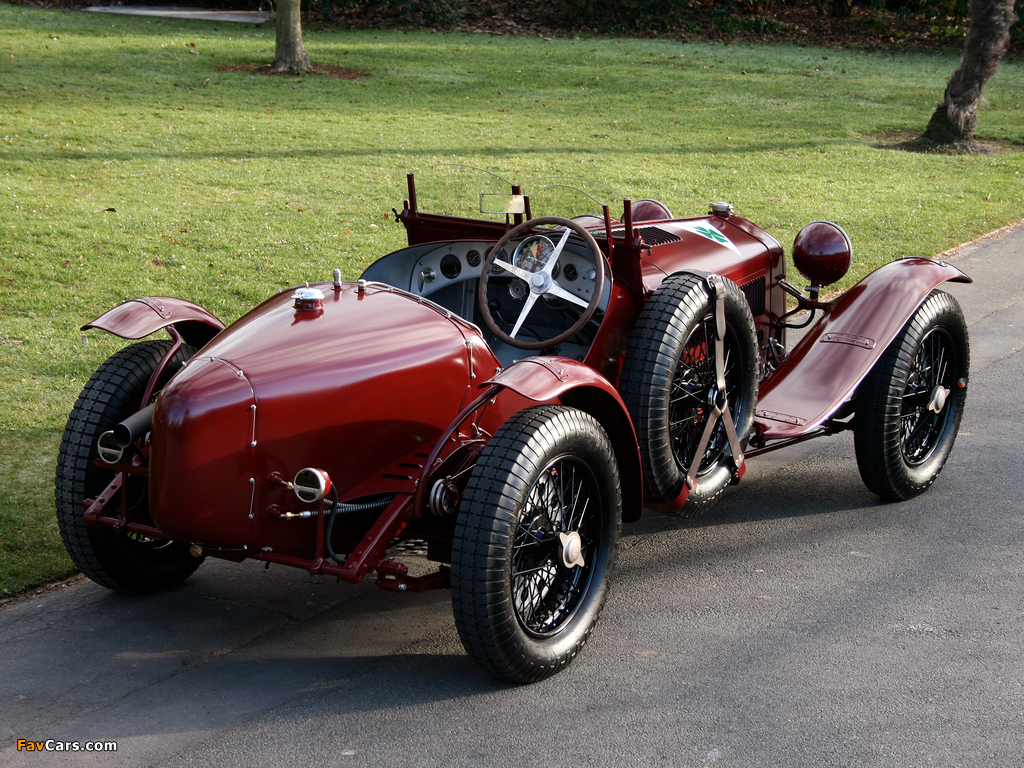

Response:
(2, 225), (1022, 767)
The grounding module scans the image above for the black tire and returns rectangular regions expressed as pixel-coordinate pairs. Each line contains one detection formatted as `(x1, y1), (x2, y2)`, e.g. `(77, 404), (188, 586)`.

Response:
(619, 272), (759, 517)
(854, 290), (969, 501)
(55, 340), (203, 593)
(451, 406), (621, 684)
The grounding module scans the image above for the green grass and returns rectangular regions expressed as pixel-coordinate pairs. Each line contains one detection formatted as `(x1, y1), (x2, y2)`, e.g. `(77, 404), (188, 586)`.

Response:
(1, 6), (1022, 595)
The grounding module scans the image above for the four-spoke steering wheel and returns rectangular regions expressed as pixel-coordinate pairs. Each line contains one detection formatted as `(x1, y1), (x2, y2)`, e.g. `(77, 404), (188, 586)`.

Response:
(477, 216), (606, 350)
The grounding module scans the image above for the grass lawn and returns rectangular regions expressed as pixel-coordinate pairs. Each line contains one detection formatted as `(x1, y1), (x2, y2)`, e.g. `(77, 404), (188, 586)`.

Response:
(1, 5), (1022, 595)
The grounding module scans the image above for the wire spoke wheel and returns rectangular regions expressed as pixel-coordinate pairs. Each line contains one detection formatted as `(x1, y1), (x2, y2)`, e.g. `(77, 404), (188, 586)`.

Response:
(855, 290), (969, 501)
(620, 272), (758, 516)
(511, 455), (599, 637)
(668, 314), (740, 476)
(899, 327), (954, 466)
(452, 406), (621, 683)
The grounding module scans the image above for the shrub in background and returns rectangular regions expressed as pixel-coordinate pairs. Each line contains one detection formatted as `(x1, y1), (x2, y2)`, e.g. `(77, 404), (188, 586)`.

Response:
(554, 0), (694, 31)
(305, 0), (464, 27)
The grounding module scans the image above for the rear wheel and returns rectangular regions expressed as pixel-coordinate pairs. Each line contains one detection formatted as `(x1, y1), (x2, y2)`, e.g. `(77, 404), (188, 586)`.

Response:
(855, 290), (969, 500)
(451, 406), (621, 683)
(620, 273), (758, 517)
(55, 340), (202, 593)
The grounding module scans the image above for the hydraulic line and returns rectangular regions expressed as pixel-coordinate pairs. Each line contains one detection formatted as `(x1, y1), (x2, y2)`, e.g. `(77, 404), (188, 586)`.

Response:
(323, 490), (394, 565)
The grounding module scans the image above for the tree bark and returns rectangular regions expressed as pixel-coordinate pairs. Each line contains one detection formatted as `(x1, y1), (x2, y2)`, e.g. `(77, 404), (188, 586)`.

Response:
(919, 0), (1017, 153)
(269, 0), (311, 74)
(831, 0), (852, 18)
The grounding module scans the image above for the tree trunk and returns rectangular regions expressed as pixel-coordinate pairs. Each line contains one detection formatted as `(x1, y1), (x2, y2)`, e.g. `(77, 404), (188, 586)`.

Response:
(831, 0), (852, 18)
(269, 0), (311, 74)
(919, 0), (1017, 153)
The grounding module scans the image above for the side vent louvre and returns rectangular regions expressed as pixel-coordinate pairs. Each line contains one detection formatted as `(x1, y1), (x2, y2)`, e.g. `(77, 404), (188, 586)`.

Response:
(739, 276), (766, 318)
(608, 226), (682, 247)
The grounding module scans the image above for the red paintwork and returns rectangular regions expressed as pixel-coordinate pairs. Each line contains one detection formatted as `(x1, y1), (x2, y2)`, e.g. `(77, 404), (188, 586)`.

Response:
(638, 218), (776, 290)
(486, 356), (612, 402)
(78, 173), (970, 591)
(83, 297), (224, 346)
(150, 282), (492, 555)
(149, 356), (257, 547)
(792, 221), (853, 286)
(754, 258), (971, 441)
(483, 357), (645, 523)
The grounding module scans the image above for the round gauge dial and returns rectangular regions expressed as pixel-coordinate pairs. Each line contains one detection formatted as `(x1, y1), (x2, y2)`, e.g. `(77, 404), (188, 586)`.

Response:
(486, 247), (508, 273)
(512, 235), (559, 278)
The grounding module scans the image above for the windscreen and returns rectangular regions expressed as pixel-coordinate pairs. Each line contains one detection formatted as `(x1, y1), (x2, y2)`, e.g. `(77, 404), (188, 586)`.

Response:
(407, 164), (627, 223)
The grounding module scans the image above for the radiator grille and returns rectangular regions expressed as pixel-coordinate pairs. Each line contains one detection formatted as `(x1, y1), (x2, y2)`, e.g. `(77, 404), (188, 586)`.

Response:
(739, 276), (766, 318)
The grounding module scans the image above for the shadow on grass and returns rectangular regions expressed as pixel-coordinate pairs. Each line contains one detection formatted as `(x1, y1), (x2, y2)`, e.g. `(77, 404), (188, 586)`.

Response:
(216, 62), (372, 79)
(867, 129), (1024, 155)
(0, 136), (881, 165)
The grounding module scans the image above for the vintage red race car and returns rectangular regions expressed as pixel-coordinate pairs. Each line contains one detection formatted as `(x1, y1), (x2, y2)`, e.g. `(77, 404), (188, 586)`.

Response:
(56, 166), (970, 683)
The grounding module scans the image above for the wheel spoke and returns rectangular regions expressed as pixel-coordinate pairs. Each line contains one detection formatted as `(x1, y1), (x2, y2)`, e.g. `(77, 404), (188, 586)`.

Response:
(511, 554), (558, 579)
(509, 455), (599, 636)
(493, 257), (533, 282)
(545, 281), (591, 310)
(509, 292), (540, 339)
(667, 314), (740, 475)
(568, 491), (590, 533)
(545, 226), (572, 272)
(899, 328), (955, 465)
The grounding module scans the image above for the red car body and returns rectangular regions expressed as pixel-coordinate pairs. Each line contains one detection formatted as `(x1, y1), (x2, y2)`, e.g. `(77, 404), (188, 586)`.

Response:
(58, 169), (971, 682)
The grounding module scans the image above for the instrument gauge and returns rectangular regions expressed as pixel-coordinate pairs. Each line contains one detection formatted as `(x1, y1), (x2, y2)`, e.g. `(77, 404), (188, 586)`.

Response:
(512, 235), (559, 279)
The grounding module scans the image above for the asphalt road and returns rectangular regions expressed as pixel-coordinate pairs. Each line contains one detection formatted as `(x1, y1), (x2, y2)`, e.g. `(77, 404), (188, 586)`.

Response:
(2, 224), (1022, 768)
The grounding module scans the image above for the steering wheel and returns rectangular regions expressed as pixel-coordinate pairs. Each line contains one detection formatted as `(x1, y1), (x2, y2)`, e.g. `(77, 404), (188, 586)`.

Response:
(477, 216), (606, 351)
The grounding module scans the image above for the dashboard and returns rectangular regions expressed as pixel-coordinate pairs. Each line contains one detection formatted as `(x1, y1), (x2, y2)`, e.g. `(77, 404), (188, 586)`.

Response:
(410, 239), (600, 306)
(360, 235), (609, 366)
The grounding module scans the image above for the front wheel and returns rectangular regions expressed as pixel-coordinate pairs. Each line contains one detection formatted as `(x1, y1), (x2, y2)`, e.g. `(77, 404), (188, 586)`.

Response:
(55, 340), (203, 593)
(854, 290), (969, 501)
(451, 406), (621, 683)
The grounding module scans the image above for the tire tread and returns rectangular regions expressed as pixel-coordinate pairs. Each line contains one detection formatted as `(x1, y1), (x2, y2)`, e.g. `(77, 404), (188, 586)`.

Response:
(54, 340), (202, 593)
(620, 273), (758, 517)
(451, 406), (620, 683)
(854, 290), (969, 500)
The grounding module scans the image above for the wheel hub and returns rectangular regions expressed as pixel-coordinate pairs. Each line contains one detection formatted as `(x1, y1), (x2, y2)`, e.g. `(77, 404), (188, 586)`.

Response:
(927, 385), (950, 414)
(707, 385), (726, 411)
(558, 531), (585, 569)
(530, 272), (552, 293)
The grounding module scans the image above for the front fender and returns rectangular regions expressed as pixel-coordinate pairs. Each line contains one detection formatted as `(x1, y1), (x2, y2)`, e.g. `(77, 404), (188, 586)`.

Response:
(755, 257), (971, 441)
(83, 297), (224, 348)
(485, 358), (645, 523)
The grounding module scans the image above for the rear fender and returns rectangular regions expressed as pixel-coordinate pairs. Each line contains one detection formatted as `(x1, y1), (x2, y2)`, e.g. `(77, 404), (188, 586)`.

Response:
(83, 297), (224, 349)
(754, 258), (971, 441)
(485, 358), (644, 523)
